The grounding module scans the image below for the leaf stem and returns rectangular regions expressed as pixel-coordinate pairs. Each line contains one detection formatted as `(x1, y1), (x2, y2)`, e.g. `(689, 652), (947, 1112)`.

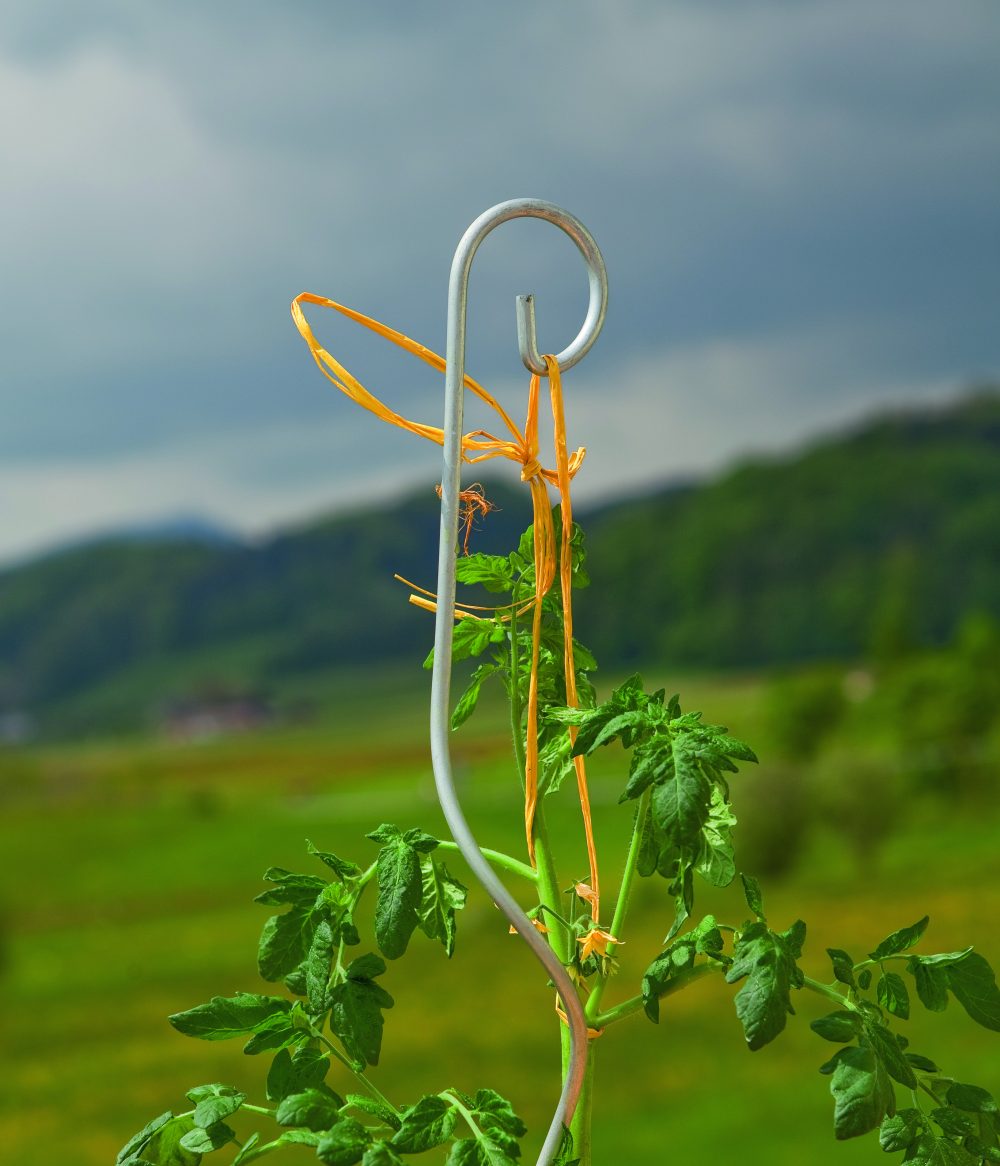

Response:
(433, 839), (538, 884)
(441, 1089), (486, 1143)
(584, 788), (651, 1023)
(801, 976), (860, 1011)
(592, 963), (719, 1028)
(317, 1035), (401, 1116)
(241, 1104), (276, 1117)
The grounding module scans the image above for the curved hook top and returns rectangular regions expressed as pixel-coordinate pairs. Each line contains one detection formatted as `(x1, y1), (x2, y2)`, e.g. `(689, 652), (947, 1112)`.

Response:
(448, 197), (608, 376)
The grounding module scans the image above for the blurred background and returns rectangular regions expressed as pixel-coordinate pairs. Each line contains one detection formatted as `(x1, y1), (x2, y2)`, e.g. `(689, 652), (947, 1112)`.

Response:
(1, 2), (998, 1163)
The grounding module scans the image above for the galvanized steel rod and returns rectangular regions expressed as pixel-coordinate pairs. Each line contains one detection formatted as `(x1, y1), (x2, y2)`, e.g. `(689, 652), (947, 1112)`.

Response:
(429, 199), (607, 1166)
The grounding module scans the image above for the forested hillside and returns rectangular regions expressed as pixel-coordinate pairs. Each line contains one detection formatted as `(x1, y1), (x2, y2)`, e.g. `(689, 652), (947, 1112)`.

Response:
(1, 389), (997, 736)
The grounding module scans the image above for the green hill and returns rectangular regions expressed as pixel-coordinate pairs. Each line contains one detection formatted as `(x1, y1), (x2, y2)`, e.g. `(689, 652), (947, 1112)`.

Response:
(1, 388), (998, 737)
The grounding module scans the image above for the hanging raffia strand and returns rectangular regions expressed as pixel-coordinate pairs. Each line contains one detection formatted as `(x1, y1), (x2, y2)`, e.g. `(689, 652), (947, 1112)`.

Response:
(291, 292), (602, 921)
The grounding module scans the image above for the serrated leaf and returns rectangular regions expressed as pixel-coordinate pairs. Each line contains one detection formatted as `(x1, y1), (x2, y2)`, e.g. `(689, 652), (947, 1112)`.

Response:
(255, 871), (328, 907)
(877, 971), (911, 1019)
(455, 553), (513, 593)
(258, 908), (312, 981)
(902, 1133), (979, 1164)
(266, 1047), (331, 1102)
(140, 1115), (201, 1165)
(864, 1022), (917, 1088)
(648, 737), (713, 851)
(363, 1144), (404, 1166)
(811, 1011), (861, 1043)
(827, 948), (856, 988)
(346, 1094), (402, 1130)
(695, 785), (737, 888)
(276, 1087), (344, 1131)
(946, 1082), (999, 1115)
(828, 1044), (896, 1140)
(185, 1084), (246, 1128)
(726, 919), (805, 1050)
(470, 1088), (528, 1141)
(116, 1112), (175, 1164)
(417, 857), (467, 957)
(391, 1094), (457, 1152)
(305, 918), (336, 1015)
(169, 994), (291, 1041)
(870, 916), (930, 961)
(231, 1133), (261, 1165)
(946, 952), (1000, 1031)
(451, 663), (500, 730)
(741, 874), (765, 920)
(317, 1117), (372, 1166)
(179, 1121), (236, 1153)
(642, 916), (723, 1022)
(911, 959), (950, 1012)
(879, 1108), (924, 1152)
(368, 826), (424, 960)
(930, 1107), (976, 1138)
(328, 954), (394, 1068)
(307, 840), (361, 880)
(241, 1010), (307, 1056)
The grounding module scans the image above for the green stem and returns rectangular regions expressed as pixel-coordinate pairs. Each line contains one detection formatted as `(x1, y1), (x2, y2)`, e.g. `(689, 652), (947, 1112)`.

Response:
(317, 1035), (401, 1116)
(241, 1104), (276, 1117)
(801, 976), (860, 1011)
(568, 1043), (596, 1166)
(357, 861), (378, 890)
(584, 788), (651, 1023)
(434, 839), (538, 884)
(592, 963), (719, 1028)
(441, 1089), (486, 1142)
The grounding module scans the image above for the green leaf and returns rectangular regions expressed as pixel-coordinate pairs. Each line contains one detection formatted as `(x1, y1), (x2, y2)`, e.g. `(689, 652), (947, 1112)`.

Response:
(827, 1044), (896, 1140)
(391, 1095), (457, 1152)
(140, 1115), (201, 1165)
(694, 785), (737, 888)
(455, 553), (513, 593)
(901, 1133), (979, 1164)
(741, 874), (765, 920)
(305, 918), (336, 1015)
(642, 916), (724, 1022)
(725, 919), (805, 1050)
(307, 840), (361, 880)
(344, 1095), (401, 1130)
(647, 737), (713, 851)
(930, 1107), (977, 1138)
(552, 1125), (580, 1166)
(470, 1087), (528, 1143)
(827, 948), (856, 989)
(946, 952), (1000, 1031)
(255, 870), (328, 908)
(266, 1047), (331, 1102)
(276, 1087), (344, 1131)
(864, 1021), (917, 1088)
(869, 916), (930, 961)
(179, 1122), (236, 1153)
(446, 1137), (517, 1166)
(906, 1053), (940, 1073)
(946, 1082), (999, 1115)
(877, 971), (911, 1020)
(367, 825), (425, 960)
(810, 1011), (861, 1043)
(169, 993), (291, 1041)
(317, 1118), (372, 1166)
(911, 959), (950, 1012)
(241, 1009), (308, 1056)
(362, 1144), (404, 1166)
(858, 968), (873, 991)
(258, 908), (312, 982)
(417, 857), (467, 957)
(451, 663), (500, 730)
(328, 954), (394, 1068)
(879, 1108), (924, 1152)
(185, 1084), (246, 1128)
(117, 1112), (174, 1164)
(231, 1133), (261, 1165)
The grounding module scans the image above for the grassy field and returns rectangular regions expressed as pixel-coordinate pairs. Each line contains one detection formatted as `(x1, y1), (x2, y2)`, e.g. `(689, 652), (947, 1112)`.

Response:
(1, 666), (998, 1165)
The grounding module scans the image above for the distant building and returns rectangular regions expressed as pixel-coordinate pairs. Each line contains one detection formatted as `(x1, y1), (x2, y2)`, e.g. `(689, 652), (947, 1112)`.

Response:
(158, 692), (274, 742)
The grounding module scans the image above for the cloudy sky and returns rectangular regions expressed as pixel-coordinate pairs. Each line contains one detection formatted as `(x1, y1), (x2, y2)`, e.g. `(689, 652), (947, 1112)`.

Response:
(2, 1), (998, 562)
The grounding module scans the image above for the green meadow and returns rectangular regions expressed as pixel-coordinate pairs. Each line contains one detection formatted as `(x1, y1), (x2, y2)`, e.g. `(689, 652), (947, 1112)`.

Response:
(1, 666), (997, 1165)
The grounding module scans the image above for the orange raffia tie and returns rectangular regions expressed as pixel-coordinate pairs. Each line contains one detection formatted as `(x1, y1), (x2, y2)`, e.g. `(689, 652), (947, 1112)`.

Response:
(290, 293), (600, 917)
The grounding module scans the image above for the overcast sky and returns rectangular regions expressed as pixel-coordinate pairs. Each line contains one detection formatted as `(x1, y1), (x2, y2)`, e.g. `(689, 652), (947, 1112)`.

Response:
(2, 1), (998, 562)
